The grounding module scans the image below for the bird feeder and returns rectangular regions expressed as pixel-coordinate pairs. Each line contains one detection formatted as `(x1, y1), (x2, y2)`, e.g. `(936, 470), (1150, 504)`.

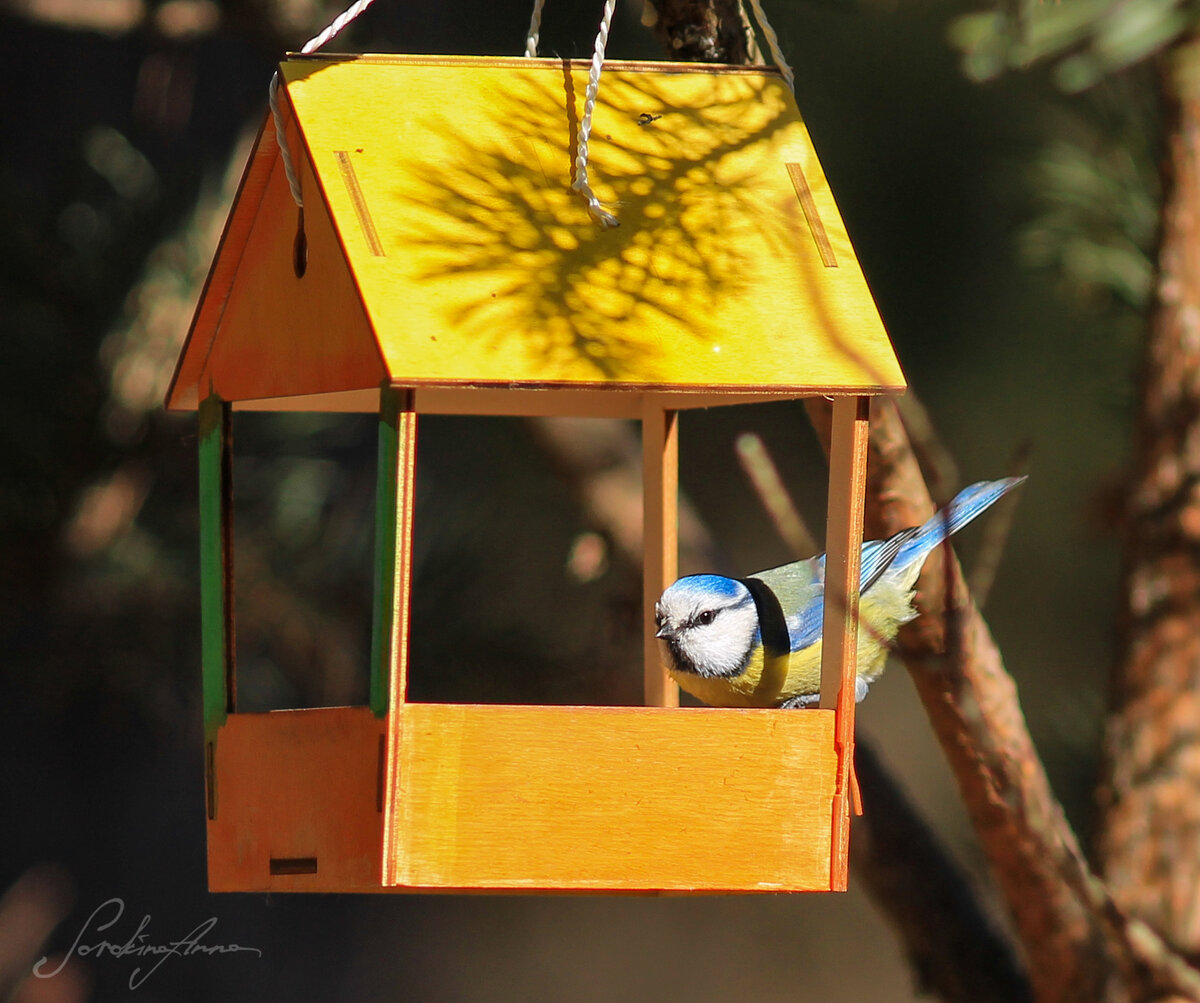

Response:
(166, 53), (905, 894)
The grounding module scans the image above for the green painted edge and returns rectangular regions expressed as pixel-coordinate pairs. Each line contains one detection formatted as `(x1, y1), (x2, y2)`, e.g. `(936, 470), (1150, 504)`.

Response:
(198, 394), (230, 745)
(369, 387), (401, 717)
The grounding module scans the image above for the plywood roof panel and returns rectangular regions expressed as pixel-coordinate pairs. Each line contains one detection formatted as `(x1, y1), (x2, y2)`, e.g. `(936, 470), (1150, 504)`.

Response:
(167, 55), (904, 410)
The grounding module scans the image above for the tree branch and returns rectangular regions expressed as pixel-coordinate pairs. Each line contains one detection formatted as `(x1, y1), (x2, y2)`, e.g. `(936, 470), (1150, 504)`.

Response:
(809, 396), (1200, 1001)
(644, 0), (749, 63)
(1097, 31), (1200, 960)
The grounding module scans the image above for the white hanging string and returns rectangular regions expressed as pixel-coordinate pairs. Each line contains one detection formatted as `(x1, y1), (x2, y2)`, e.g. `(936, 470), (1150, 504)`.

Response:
(270, 0), (384, 208)
(573, 0), (620, 228)
(744, 0), (794, 93)
(737, 1), (764, 63)
(525, 0), (546, 57)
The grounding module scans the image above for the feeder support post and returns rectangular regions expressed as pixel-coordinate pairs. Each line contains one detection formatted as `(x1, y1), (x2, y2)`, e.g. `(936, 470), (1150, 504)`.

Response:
(199, 393), (235, 735)
(370, 386), (418, 717)
(198, 393), (235, 820)
(820, 394), (870, 888)
(642, 397), (680, 707)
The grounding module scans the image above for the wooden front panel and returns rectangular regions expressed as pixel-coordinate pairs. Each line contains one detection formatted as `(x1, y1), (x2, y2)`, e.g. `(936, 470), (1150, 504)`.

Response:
(386, 704), (839, 892)
(207, 707), (386, 892)
(196, 105), (388, 404)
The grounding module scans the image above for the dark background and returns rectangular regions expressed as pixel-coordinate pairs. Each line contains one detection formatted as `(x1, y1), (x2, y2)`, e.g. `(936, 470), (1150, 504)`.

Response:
(0, 0), (1137, 998)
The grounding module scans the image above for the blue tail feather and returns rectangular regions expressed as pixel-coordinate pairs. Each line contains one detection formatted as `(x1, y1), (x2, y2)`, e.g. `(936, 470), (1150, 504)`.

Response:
(892, 477), (1025, 575)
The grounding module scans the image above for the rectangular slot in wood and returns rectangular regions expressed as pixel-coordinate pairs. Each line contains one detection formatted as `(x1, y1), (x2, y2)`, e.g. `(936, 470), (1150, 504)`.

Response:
(206, 706), (385, 892)
(269, 857), (318, 875)
(334, 150), (385, 256)
(785, 162), (838, 268)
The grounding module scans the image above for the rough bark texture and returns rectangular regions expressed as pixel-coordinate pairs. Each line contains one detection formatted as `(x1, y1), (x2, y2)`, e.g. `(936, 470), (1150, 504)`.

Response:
(808, 398), (1200, 1002)
(1098, 36), (1200, 958)
(647, 0), (749, 63)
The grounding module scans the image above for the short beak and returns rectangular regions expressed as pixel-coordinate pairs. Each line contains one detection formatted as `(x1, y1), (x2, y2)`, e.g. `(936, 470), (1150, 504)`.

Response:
(655, 626), (675, 640)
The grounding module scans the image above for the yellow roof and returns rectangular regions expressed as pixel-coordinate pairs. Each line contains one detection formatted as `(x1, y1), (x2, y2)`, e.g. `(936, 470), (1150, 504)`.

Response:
(167, 55), (904, 411)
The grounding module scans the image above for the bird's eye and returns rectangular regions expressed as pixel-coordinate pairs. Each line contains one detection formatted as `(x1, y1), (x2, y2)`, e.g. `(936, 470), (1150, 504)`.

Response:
(695, 609), (716, 627)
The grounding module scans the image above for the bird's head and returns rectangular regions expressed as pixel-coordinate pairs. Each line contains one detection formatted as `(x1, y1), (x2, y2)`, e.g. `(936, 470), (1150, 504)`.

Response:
(654, 575), (759, 679)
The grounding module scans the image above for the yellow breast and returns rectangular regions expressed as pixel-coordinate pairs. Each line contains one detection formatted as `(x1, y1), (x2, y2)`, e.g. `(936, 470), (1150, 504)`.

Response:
(667, 590), (909, 708)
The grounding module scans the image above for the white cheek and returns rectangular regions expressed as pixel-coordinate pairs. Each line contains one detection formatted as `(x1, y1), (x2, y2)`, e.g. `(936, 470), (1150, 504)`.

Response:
(684, 608), (758, 675)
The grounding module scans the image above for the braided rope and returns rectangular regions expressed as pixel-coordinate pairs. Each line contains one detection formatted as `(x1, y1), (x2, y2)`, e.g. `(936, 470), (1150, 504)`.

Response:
(272, 0), (622, 227)
(525, 0), (547, 57)
(745, 0), (794, 93)
(270, 0), (384, 208)
(573, 0), (620, 228)
(737, 0), (764, 63)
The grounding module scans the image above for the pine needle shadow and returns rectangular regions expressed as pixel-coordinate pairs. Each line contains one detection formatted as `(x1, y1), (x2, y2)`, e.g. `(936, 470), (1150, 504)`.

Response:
(390, 63), (795, 381)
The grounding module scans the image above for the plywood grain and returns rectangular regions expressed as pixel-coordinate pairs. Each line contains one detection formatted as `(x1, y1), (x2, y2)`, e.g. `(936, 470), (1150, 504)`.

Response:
(187, 96), (388, 404)
(819, 395), (870, 890)
(167, 56), (905, 408)
(387, 704), (838, 892)
(369, 388), (416, 717)
(642, 398), (680, 707)
(206, 707), (386, 892)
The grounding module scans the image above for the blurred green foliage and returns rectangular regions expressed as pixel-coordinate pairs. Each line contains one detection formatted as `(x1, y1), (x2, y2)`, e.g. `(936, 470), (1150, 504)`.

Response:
(951, 0), (1198, 91)
(1019, 93), (1160, 310)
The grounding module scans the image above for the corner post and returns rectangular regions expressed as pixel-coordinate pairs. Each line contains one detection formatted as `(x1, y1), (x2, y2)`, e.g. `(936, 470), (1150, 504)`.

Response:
(375, 386), (418, 886)
(642, 397), (679, 707)
(820, 395), (870, 890)
(198, 393), (235, 819)
(370, 386), (418, 716)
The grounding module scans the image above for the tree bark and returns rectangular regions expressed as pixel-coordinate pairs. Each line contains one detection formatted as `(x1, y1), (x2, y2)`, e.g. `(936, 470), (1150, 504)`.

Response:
(645, 0), (749, 63)
(809, 397), (1200, 1001)
(1097, 34), (1200, 959)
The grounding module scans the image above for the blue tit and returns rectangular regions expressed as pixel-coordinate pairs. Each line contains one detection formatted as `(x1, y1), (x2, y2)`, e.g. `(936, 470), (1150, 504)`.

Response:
(654, 477), (1025, 708)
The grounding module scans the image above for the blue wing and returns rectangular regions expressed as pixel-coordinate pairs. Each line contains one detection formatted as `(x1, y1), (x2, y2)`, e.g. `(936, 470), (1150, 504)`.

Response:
(751, 477), (1025, 654)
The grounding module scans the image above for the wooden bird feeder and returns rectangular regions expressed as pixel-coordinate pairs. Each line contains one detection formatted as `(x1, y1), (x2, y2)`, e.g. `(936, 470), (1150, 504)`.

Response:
(166, 54), (906, 894)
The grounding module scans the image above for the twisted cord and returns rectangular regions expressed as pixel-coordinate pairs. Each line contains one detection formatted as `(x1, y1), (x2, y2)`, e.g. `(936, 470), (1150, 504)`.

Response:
(525, 0), (546, 57)
(270, 0), (384, 208)
(746, 0), (794, 93)
(573, 0), (620, 228)
(267, 73), (303, 207)
(737, 0), (764, 63)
